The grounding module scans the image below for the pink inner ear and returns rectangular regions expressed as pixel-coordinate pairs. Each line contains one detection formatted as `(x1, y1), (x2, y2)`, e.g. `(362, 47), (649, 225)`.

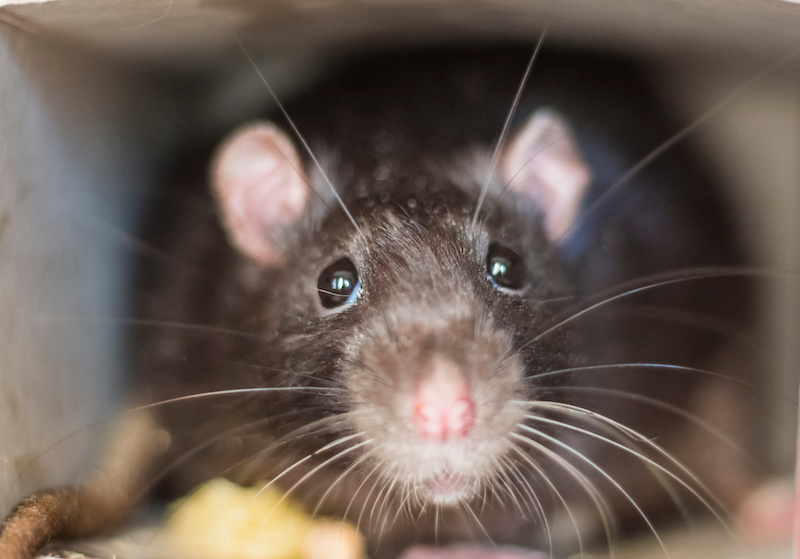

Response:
(211, 122), (310, 266)
(500, 110), (591, 242)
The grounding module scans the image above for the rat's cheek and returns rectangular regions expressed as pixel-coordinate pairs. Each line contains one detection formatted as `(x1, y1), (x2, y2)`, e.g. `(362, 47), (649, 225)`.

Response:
(399, 545), (547, 559)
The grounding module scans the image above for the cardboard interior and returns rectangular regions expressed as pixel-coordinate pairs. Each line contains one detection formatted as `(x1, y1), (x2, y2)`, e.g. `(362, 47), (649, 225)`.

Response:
(0, 1), (798, 556)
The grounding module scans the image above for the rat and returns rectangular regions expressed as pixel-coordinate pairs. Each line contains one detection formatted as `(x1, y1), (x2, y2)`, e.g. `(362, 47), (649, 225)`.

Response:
(0, 45), (759, 559)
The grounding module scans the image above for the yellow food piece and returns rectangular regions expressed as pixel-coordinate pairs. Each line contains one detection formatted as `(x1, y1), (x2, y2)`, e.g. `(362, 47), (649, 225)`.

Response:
(163, 478), (365, 559)
(304, 519), (366, 559)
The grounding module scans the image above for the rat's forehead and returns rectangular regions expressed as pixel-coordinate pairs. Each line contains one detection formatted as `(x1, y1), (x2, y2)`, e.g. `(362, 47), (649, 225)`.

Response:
(309, 174), (513, 262)
(346, 179), (476, 218)
(346, 203), (484, 265)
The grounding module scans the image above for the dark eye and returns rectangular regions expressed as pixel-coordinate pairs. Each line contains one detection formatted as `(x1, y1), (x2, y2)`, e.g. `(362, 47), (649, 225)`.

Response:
(487, 244), (525, 290)
(318, 258), (362, 309)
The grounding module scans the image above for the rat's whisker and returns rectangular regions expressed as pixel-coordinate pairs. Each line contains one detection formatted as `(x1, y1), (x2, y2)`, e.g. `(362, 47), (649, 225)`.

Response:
(513, 429), (664, 554)
(550, 385), (757, 465)
(558, 46), (800, 244)
(500, 455), (552, 555)
(350, 458), (387, 537)
(367, 468), (396, 533)
(472, 26), (548, 229)
(375, 476), (401, 535)
(507, 444), (585, 556)
(14, 394), (341, 488)
(312, 447), (380, 517)
(519, 409), (731, 533)
(462, 501), (496, 546)
(523, 267), (795, 351)
(483, 129), (576, 221)
(218, 438), (370, 551)
(234, 33), (360, 235)
(33, 315), (271, 341)
(522, 362), (768, 394)
(592, 303), (756, 345)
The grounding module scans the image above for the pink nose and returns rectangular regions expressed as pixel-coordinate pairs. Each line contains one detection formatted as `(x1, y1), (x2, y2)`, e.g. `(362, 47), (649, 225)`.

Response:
(412, 358), (476, 441)
(413, 396), (475, 440)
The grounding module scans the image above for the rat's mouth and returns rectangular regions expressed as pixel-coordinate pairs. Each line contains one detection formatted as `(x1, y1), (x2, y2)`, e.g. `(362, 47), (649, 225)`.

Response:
(420, 472), (473, 506)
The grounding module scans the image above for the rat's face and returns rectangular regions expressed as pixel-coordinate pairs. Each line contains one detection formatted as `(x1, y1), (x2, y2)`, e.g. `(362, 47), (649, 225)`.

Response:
(269, 194), (576, 508)
(209, 111), (589, 528)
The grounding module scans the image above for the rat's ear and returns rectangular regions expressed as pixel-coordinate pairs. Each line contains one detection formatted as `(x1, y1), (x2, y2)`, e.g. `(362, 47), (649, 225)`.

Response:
(211, 122), (310, 266)
(500, 109), (591, 242)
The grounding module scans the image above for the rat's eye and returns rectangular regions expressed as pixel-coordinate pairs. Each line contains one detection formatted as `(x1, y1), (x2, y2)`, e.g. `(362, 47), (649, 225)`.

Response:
(318, 258), (362, 309)
(487, 244), (525, 290)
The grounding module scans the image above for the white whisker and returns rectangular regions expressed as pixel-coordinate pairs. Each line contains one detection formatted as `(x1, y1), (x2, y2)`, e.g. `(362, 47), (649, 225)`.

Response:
(223, 436), (371, 548)
(507, 444), (585, 557)
(354, 464), (387, 537)
(523, 362), (761, 392)
(517, 424), (670, 556)
(554, 385), (755, 464)
(484, 129), (575, 220)
(511, 431), (622, 556)
(461, 501), (495, 545)
(471, 26), (548, 229)
(557, 46), (800, 244)
(491, 457), (523, 514)
(341, 453), (382, 523)
(34, 315), (269, 340)
(521, 401), (733, 530)
(233, 33), (361, 234)
(312, 447), (379, 516)
(376, 476), (401, 535)
(366, 467), (396, 534)
(524, 267), (793, 350)
(500, 455), (552, 556)
(388, 481), (413, 531)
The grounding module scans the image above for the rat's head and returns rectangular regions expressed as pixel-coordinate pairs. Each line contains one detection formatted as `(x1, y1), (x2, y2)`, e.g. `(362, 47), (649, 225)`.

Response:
(210, 109), (591, 511)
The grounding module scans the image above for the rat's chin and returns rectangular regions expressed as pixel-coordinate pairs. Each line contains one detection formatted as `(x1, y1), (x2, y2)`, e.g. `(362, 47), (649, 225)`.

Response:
(420, 472), (474, 506)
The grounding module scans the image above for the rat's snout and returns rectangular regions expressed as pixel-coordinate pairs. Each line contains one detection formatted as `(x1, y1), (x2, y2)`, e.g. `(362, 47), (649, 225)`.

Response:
(413, 357), (476, 441)
(345, 308), (527, 507)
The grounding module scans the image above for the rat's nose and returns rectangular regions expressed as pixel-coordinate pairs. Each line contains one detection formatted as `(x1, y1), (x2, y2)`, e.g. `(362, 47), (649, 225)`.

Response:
(412, 358), (475, 441)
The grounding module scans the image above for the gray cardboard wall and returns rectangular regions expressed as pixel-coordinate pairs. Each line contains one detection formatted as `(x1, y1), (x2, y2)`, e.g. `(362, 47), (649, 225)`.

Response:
(0, 22), (181, 515)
